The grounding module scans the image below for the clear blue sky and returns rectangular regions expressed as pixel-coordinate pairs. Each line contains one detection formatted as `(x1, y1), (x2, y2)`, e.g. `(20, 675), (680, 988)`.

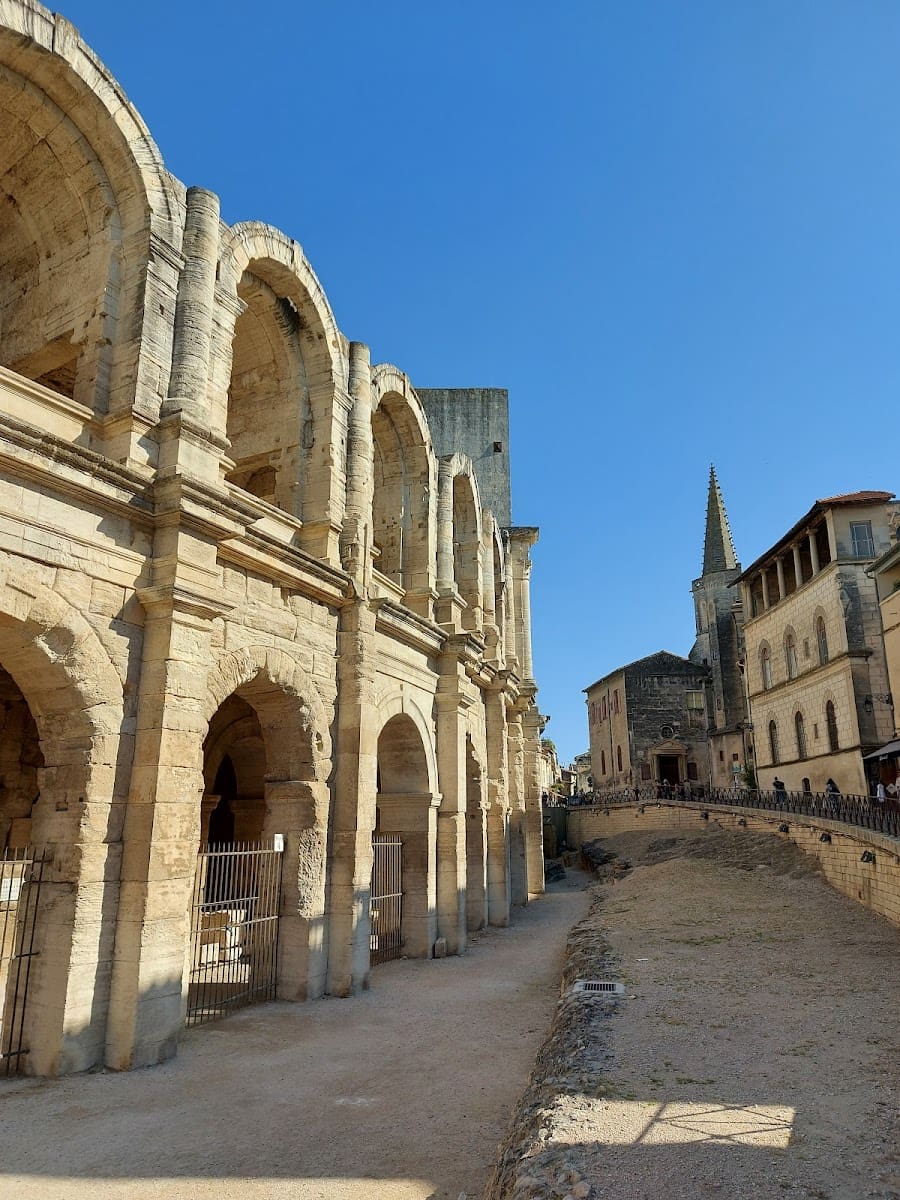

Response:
(62, 0), (899, 763)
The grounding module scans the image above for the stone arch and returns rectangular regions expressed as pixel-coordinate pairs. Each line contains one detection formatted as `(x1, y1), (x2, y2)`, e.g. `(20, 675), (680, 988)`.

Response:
(200, 644), (333, 1000)
(759, 640), (773, 691)
(0, 4), (181, 421)
(442, 453), (483, 631)
(204, 644), (332, 773)
(0, 565), (126, 1074)
(213, 223), (346, 529)
(374, 698), (440, 959)
(813, 606), (830, 665)
(374, 691), (438, 797)
(783, 625), (799, 680)
(370, 365), (437, 601)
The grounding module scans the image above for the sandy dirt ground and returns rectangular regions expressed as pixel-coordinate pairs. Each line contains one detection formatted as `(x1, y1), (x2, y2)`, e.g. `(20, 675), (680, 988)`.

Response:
(489, 827), (900, 1200)
(0, 875), (589, 1200)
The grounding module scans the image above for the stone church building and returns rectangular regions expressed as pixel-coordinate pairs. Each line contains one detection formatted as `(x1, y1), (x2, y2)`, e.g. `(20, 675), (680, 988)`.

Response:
(0, 1), (545, 1076)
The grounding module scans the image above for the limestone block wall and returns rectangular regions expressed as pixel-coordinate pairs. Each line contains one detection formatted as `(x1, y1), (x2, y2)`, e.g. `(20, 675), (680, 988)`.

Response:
(567, 802), (900, 930)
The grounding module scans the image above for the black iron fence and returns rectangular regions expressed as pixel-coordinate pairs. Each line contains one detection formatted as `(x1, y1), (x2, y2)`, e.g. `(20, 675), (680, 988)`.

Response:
(569, 785), (900, 840)
(370, 834), (402, 965)
(186, 839), (283, 1029)
(0, 846), (46, 1076)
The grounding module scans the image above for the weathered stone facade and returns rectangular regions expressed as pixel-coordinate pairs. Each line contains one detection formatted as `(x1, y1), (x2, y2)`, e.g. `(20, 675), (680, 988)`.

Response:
(738, 492), (896, 795)
(586, 652), (710, 789)
(0, 1), (543, 1075)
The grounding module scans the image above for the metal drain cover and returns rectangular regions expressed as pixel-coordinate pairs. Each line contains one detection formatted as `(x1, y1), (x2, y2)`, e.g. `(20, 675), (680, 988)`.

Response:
(571, 979), (625, 996)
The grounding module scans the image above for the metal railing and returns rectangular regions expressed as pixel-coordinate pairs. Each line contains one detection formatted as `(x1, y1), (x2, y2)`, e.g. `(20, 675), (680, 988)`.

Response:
(370, 835), (402, 965)
(186, 839), (283, 1029)
(1, 847), (46, 1076)
(568, 785), (900, 840)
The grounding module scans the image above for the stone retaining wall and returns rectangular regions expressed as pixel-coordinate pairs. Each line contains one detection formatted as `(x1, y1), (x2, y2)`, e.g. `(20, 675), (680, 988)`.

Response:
(567, 802), (900, 929)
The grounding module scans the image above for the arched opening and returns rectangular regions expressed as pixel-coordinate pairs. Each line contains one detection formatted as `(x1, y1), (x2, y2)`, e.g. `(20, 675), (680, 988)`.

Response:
(826, 701), (839, 753)
(616, 745), (623, 772)
(225, 267), (313, 515)
(769, 720), (780, 765)
(760, 645), (773, 690)
(0, 593), (126, 1076)
(816, 615), (829, 666)
(785, 632), (798, 680)
(452, 474), (482, 630)
(374, 713), (436, 959)
(191, 663), (328, 1024)
(795, 711), (807, 761)
(464, 736), (487, 932)
(371, 393), (431, 598)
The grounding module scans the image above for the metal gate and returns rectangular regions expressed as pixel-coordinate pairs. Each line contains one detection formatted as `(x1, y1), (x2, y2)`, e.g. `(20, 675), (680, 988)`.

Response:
(0, 847), (46, 1076)
(370, 834), (402, 965)
(186, 838), (283, 1028)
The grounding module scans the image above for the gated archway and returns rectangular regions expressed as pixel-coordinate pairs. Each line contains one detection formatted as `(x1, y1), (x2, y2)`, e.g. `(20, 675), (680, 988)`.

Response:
(373, 712), (438, 961)
(189, 648), (332, 1025)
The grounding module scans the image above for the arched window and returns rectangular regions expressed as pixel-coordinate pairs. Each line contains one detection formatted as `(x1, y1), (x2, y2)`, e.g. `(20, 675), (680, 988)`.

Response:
(826, 701), (839, 753)
(769, 720), (780, 765)
(760, 646), (772, 691)
(601, 750), (606, 775)
(816, 616), (829, 666)
(795, 711), (807, 760)
(616, 745), (623, 772)
(785, 633), (798, 680)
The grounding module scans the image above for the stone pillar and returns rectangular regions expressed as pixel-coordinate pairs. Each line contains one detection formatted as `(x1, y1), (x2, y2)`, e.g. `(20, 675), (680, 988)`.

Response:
(465, 798), (488, 932)
(263, 779), (330, 1000)
(481, 513), (496, 625)
(792, 544), (804, 588)
(165, 188), (220, 427)
(809, 530), (820, 574)
(106, 592), (222, 1070)
(485, 685), (511, 926)
(436, 458), (454, 592)
(502, 532), (518, 672)
(434, 653), (468, 955)
(508, 528), (539, 682)
(340, 343), (374, 582)
(776, 557), (786, 601)
(507, 708), (527, 906)
(376, 793), (438, 958)
(761, 570), (770, 610)
(326, 600), (378, 995)
(522, 703), (545, 895)
(825, 516), (838, 562)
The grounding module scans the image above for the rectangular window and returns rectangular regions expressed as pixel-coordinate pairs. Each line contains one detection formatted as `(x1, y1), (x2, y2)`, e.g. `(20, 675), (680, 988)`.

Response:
(850, 520), (875, 558)
(601, 698), (607, 721)
(687, 761), (699, 781)
(686, 691), (704, 710)
(613, 689), (620, 714)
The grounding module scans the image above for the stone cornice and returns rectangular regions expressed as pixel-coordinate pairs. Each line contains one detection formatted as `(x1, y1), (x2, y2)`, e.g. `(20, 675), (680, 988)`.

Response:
(373, 598), (446, 658)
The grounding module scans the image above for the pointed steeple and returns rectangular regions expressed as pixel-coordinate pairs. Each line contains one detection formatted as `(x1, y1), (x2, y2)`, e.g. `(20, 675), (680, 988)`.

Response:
(702, 464), (737, 574)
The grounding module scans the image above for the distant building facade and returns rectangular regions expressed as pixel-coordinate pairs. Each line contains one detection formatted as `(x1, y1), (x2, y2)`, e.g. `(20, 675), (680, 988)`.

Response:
(586, 652), (710, 790)
(573, 751), (592, 794)
(863, 508), (900, 789)
(737, 492), (896, 795)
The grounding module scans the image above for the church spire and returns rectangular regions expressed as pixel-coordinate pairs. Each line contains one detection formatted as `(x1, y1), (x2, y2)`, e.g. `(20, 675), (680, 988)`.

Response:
(702, 464), (737, 574)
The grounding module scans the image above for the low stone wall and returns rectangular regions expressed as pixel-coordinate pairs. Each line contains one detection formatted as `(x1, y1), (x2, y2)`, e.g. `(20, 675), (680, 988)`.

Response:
(566, 801), (900, 930)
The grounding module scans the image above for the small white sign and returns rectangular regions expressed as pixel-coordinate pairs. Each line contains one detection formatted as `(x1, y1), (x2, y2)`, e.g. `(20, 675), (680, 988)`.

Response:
(273, 834), (284, 852)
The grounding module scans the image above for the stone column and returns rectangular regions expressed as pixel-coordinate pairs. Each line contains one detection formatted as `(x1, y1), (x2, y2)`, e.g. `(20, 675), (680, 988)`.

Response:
(263, 779), (330, 1000)
(165, 188), (220, 428)
(792, 544), (804, 588)
(809, 529), (820, 574)
(436, 458), (455, 592)
(485, 684), (511, 926)
(775, 557), (786, 601)
(507, 708), (527, 906)
(761, 570), (770, 610)
(106, 591), (223, 1070)
(522, 703), (545, 895)
(508, 528), (539, 682)
(326, 599), (379, 995)
(481, 513), (496, 625)
(340, 343), (374, 582)
(502, 532), (518, 672)
(434, 652), (468, 955)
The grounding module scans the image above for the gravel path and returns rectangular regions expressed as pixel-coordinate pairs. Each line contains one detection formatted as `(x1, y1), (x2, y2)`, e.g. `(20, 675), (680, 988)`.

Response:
(0, 875), (589, 1200)
(488, 827), (900, 1200)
